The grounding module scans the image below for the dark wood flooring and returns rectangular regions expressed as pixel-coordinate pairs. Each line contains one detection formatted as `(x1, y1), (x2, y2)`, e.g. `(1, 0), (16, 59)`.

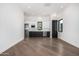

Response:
(0, 37), (79, 56)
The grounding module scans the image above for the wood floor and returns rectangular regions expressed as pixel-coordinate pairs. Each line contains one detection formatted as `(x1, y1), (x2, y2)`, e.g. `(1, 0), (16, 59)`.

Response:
(0, 37), (79, 56)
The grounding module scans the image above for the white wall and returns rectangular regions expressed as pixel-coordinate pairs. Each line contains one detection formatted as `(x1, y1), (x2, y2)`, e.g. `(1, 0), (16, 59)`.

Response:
(0, 4), (24, 53)
(24, 16), (50, 31)
(58, 4), (79, 48)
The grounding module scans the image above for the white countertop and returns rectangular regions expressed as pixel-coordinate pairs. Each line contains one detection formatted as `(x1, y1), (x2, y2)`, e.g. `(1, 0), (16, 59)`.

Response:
(25, 28), (50, 32)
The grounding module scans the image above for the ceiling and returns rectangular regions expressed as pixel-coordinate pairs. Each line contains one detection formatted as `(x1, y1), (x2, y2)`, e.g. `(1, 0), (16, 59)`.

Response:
(19, 3), (70, 16)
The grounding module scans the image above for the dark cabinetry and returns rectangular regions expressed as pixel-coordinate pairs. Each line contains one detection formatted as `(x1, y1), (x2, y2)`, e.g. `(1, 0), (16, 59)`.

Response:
(47, 32), (50, 37)
(24, 31), (50, 37)
(29, 31), (43, 37)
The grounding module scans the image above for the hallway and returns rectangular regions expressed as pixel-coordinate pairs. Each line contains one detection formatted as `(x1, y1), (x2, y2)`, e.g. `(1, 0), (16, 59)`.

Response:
(1, 38), (79, 56)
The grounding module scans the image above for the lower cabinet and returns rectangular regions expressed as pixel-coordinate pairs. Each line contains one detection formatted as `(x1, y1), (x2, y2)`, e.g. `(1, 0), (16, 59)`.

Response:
(28, 31), (50, 37)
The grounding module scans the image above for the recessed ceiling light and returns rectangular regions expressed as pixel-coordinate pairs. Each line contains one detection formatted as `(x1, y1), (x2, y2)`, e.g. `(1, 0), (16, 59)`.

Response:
(27, 6), (31, 8)
(60, 5), (63, 8)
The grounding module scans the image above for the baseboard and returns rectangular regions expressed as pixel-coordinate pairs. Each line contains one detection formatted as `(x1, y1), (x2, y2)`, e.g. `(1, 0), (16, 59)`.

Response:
(58, 38), (79, 48)
(0, 37), (24, 54)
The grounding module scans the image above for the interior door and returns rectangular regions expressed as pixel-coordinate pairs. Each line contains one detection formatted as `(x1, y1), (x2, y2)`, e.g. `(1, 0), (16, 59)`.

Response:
(52, 20), (58, 38)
